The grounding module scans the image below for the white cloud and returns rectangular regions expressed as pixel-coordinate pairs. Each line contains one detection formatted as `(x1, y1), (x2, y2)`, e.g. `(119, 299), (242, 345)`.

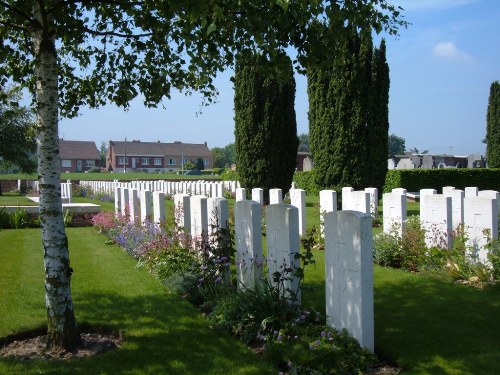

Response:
(432, 42), (473, 62)
(396, 0), (478, 11)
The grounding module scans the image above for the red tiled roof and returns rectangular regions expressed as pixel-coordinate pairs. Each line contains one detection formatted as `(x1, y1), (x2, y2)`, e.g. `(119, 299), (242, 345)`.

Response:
(59, 139), (99, 160)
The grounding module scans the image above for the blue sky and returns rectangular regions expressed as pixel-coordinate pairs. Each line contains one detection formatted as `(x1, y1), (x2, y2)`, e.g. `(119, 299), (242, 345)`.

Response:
(59, 0), (499, 155)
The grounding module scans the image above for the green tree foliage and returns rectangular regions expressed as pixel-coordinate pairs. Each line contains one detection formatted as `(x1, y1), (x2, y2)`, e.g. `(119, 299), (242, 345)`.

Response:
(0, 0), (405, 352)
(212, 143), (236, 168)
(308, 27), (390, 192)
(486, 81), (500, 168)
(0, 87), (36, 174)
(99, 141), (107, 167)
(388, 133), (406, 155)
(195, 157), (205, 171)
(298, 133), (310, 152)
(234, 52), (298, 201)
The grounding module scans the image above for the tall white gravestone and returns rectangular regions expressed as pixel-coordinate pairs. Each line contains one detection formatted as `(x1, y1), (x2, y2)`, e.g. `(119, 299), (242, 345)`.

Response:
(420, 194), (452, 249)
(234, 200), (264, 290)
(290, 188), (306, 236)
(464, 196), (499, 263)
(382, 192), (407, 236)
(324, 210), (374, 352)
(266, 204), (301, 304)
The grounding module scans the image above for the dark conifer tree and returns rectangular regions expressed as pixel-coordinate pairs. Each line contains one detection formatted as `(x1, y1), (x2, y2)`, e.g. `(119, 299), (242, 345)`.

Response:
(234, 52), (298, 201)
(308, 27), (390, 192)
(368, 39), (390, 191)
(486, 81), (500, 168)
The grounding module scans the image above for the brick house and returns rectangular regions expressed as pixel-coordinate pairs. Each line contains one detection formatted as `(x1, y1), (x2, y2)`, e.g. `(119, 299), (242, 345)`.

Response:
(59, 139), (100, 173)
(107, 140), (213, 172)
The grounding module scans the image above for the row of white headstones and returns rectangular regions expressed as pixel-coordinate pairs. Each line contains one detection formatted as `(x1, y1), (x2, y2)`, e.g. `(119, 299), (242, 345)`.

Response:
(383, 187), (499, 263)
(110, 183), (375, 352)
(85, 179), (499, 352)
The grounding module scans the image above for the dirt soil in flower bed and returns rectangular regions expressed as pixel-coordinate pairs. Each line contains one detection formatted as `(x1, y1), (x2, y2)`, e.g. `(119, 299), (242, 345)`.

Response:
(0, 331), (122, 360)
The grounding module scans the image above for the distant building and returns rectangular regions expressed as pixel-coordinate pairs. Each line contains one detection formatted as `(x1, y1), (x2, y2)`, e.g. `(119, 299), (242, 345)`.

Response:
(59, 139), (100, 173)
(388, 153), (486, 170)
(107, 140), (213, 172)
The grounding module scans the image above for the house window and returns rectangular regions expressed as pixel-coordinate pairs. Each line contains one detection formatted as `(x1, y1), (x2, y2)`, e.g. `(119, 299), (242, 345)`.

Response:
(142, 158), (149, 165)
(86, 160), (95, 168)
(118, 157), (125, 165)
(204, 159), (209, 166)
(168, 158), (176, 165)
(61, 160), (71, 168)
(154, 158), (162, 166)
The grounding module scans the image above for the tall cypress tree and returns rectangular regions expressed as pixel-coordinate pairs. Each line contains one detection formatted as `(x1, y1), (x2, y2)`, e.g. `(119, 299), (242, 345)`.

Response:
(308, 27), (390, 192)
(486, 81), (500, 168)
(234, 52), (298, 201)
(368, 39), (390, 191)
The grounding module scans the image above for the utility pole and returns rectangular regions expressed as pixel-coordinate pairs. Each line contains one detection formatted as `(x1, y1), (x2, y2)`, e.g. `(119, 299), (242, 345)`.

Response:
(124, 137), (127, 174)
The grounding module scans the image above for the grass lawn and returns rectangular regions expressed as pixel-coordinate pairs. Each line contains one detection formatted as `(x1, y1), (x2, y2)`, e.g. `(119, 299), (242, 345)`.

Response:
(0, 193), (38, 206)
(0, 228), (275, 374)
(2, 194), (500, 374)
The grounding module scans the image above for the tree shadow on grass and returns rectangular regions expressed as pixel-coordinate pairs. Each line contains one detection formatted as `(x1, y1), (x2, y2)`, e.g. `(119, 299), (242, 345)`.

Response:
(0, 291), (274, 375)
(373, 270), (500, 374)
(302, 268), (500, 375)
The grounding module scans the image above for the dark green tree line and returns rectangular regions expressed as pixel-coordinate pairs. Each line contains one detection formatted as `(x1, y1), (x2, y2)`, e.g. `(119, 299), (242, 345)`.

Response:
(234, 52), (298, 201)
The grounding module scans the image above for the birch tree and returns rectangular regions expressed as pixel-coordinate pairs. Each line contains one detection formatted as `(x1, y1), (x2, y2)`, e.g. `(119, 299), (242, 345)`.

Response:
(0, 0), (406, 351)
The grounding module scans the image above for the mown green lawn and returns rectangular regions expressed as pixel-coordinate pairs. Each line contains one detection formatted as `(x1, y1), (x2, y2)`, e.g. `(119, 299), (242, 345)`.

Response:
(0, 228), (275, 375)
(2, 194), (500, 374)
(0, 192), (38, 206)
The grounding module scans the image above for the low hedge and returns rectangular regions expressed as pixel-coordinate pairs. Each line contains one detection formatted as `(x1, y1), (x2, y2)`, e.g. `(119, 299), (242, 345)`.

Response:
(384, 169), (500, 193)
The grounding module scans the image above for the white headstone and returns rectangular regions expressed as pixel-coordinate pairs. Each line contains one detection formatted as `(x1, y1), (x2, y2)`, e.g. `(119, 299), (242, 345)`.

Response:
(382, 192), (407, 236)
(251, 188), (264, 206)
(174, 193), (191, 230)
(128, 189), (139, 224)
(120, 188), (129, 219)
(420, 194), (453, 249)
(464, 196), (499, 263)
(443, 189), (464, 229)
(114, 187), (122, 216)
(478, 190), (500, 213)
(140, 190), (152, 224)
(236, 188), (246, 202)
(207, 197), (229, 231)
(269, 188), (282, 204)
(235, 200), (263, 290)
(190, 195), (208, 247)
(320, 190), (337, 236)
(324, 210), (374, 352)
(465, 187), (478, 197)
(392, 188), (407, 195)
(153, 192), (165, 224)
(365, 188), (378, 218)
(343, 191), (370, 215)
(290, 189), (306, 236)
(266, 204), (300, 304)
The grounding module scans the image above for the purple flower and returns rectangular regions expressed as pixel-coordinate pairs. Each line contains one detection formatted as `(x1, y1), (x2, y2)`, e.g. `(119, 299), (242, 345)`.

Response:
(215, 276), (222, 284)
(277, 335), (283, 341)
(321, 331), (326, 337)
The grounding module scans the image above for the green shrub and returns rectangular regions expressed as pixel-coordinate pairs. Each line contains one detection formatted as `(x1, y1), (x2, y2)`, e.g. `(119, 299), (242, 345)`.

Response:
(0, 208), (10, 229)
(221, 170), (239, 181)
(384, 169), (500, 193)
(487, 238), (500, 280)
(9, 209), (29, 229)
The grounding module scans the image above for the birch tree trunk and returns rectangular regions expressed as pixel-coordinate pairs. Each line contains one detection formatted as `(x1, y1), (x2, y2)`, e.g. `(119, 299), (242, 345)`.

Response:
(33, 1), (79, 351)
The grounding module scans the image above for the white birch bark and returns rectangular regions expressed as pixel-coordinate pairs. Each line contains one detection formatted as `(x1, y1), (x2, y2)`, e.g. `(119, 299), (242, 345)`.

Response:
(33, 0), (79, 350)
